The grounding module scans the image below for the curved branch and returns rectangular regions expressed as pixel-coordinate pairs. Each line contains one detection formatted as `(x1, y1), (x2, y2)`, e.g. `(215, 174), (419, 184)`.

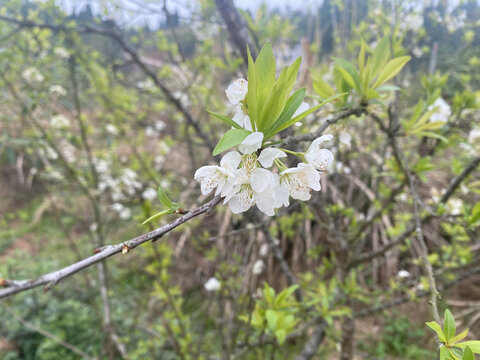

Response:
(0, 197), (222, 299)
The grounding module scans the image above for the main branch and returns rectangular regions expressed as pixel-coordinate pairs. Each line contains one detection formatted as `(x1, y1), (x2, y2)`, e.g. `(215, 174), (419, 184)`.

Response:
(0, 197), (222, 299)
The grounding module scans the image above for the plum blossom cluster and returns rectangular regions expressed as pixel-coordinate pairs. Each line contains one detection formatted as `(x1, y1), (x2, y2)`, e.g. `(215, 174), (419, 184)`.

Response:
(195, 78), (334, 216)
(195, 131), (333, 216)
(194, 79), (333, 216)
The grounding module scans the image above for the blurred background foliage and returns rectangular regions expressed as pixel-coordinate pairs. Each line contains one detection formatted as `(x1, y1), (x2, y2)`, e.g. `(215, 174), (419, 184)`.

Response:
(0, 0), (479, 359)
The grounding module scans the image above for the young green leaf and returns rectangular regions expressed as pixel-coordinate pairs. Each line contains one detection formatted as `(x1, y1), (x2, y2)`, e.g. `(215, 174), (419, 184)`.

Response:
(265, 88), (305, 138)
(455, 341), (480, 354)
(212, 128), (251, 155)
(451, 329), (469, 345)
(370, 37), (391, 78)
(142, 209), (171, 225)
(255, 42), (276, 113)
(207, 110), (242, 129)
(246, 45), (258, 124)
(444, 309), (457, 341)
(158, 184), (173, 208)
(312, 71), (335, 99)
(426, 321), (447, 342)
(463, 346), (475, 360)
(272, 93), (346, 134)
(372, 56), (411, 89)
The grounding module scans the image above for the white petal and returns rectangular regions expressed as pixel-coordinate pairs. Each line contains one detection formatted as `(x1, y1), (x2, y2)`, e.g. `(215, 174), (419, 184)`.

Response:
(220, 151), (242, 170)
(255, 188), (276, 216)
(274, 182), (290, 208)
(250, 168), (272, 193)
(200, 173), (222, 195)
(293, 101), (309, 118)
(258, 148), (286, 168)
(227, 188), (254, 214)
(308, 134), (333, 152)
(298, 163), (321, 190)
(239, 132), (264, 154)
(316, 149), (334, 171)
(194, 165), (217, 181)
(233, 109), (253, 131)
(225, 78), (248, 105)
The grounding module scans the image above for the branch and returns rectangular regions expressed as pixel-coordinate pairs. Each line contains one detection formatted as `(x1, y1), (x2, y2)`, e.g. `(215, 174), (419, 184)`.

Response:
(276, 107), (365, 148)
(350, 156), (480, 267)
(214, 0), (257, 64)
(0, 197), (222, 299)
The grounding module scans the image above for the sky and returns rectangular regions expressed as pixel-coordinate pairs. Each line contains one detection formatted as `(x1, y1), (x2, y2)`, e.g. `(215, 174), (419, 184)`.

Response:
(55, 0), (325, 29)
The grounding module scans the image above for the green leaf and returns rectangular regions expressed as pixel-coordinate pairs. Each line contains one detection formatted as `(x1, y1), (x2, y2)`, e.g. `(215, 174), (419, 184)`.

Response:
(259, 57), (301, 131)
(255, 42), (276, 114)
(246, 46), (258, 125)
(142, 209), (171, 225)
(212, 128), (251, 155)
(426, 321), (447, 342)
(207, 110), (242, 129)
(266, 309), (278, 330)
(370, 37), (391, 78)
(333, 57), (361, 91)
(158, 184), (173, 208)
(451, 329), (469, 345)
(312, 72), (335, 99)
(275, 329), (287, 345)
(463, 346), (475, 360)
(265, 88), (305, 138)
(272, 93), (345, 134)
(455, 341), (480, 354)
(444, 309), (457, 341)
(469, 202), (480, 226)
(372, 56), (411, 89)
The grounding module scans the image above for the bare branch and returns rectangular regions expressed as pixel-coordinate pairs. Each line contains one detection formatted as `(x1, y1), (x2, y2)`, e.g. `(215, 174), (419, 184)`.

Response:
(0, 197), (222, 299)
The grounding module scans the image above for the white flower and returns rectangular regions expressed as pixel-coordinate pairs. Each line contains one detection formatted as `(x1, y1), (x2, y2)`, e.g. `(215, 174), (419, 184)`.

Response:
(239, 132), (263, 154)
(252, 260), (266, 275)
(305, 135), (334, 171)
(111, 203), (124, 212)
(446, 198), (463, 216)
(259, 243), (269, 257)
(145, 126), (156, 137)
(468, 128), (480, 145)
(257, 148), (287, 168)
(49, 85), (67, 97)
(232, 107), (253, 131)
(142, 188), (157, 201)
(195, 151), (242, 196)
(226, 78), (248, 105)
(119, 207), (132, 220)
(412, 46), (423, 58)
(204, 277), (221, 291)
(50, 114), (71, 129)
(22, 67), (44, 83)
(154, 120), (166, 132)
(54, 47), (70, 59)
(398, 270), (411, 278)
(136, 78), (155, 90)
(279, 163), (320, 201)
(89, 223), (98, 232)
(106, 124), (119, 135)
(224, 166), (277, 216)
(339, 131), (352, 148)
(428, 98), (451, 123)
